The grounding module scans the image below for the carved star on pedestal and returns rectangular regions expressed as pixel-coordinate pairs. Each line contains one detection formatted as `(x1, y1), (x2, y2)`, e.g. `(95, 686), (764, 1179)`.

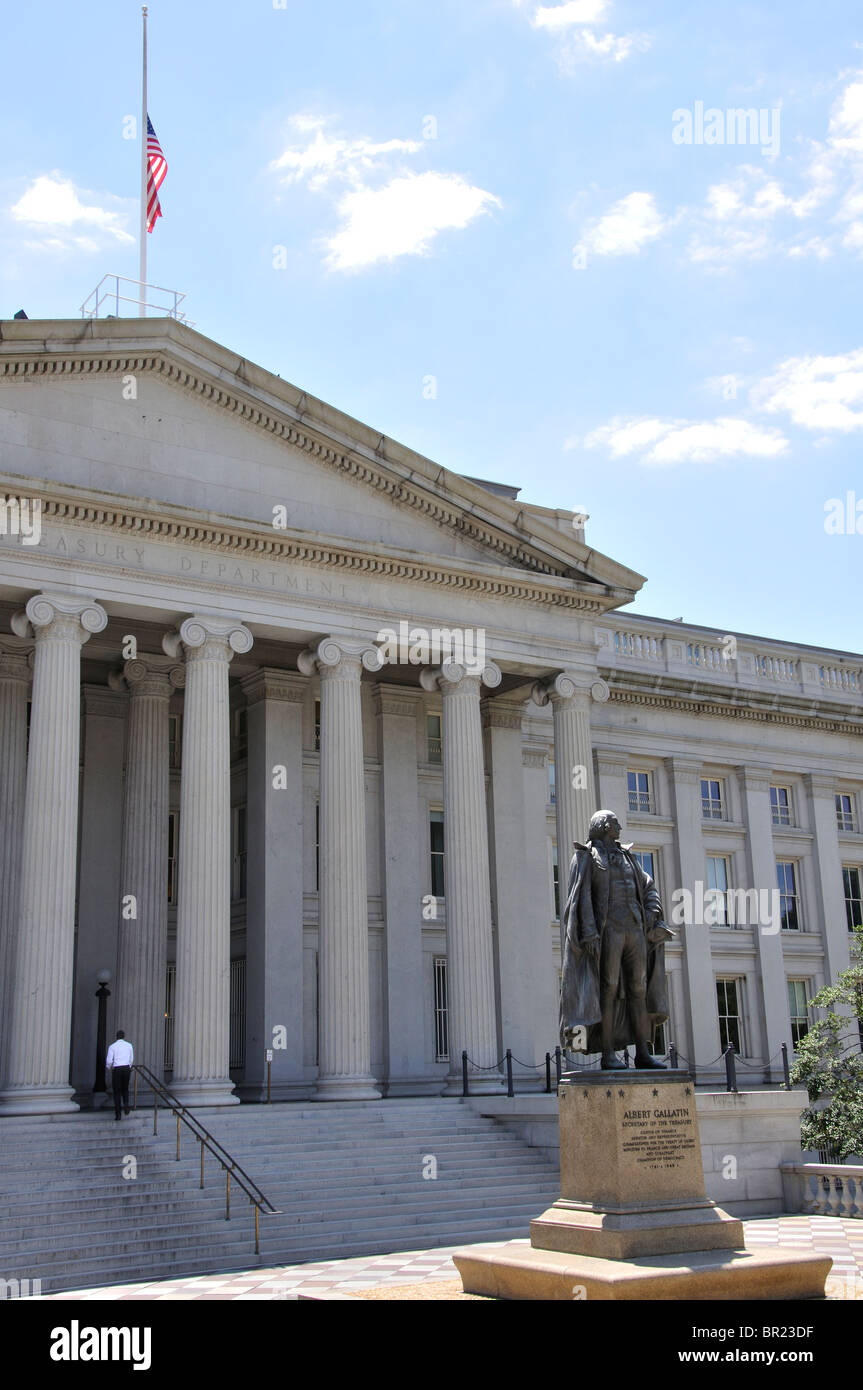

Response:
(617, 1089), (625, 1098)
(685, 1087), (692, 1097)
(652, 1088), (659, 1097)
(605, 1089), (612, 1098)
(582, 1089), (589, 1099)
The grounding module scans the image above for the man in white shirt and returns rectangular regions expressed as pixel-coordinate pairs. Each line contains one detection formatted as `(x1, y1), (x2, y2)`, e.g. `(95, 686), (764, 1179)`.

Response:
(106, 1030), (134, 1120)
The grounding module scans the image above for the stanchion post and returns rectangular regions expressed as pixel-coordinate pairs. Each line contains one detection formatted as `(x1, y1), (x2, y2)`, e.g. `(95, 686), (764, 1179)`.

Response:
(462, 1050), (469, 1098)
(545, 1052), (552, 1093)
(266, 1047), (272, 1103)
(724, 1043), (738, 1094)
(554, 1046), (562, 1084)
(669, 1042), (678, 1070)
(505, 1049), (514, 1098)
(781, 1041), (791, 1090)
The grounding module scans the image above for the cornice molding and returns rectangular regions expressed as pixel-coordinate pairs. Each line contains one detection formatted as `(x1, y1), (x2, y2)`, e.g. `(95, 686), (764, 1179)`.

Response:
(605, 684), (863, 737)
(1, 487), (612, 615)
(0, 348), (634, 594)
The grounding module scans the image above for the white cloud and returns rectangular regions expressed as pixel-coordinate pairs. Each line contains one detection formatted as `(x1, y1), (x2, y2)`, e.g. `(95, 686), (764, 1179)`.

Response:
(584, 415), (788, 466)
(532, 1), (610, 27)
(271, 117), (499, 272)
(828, 78), (863, 152)
(270, 118), (421, 192)
(580, 192), (666, 256)
(325, 172), (500, 272)
(523, 0), (649, 66)
(10, 174), (133, 250)
(752, 350), (863, 431)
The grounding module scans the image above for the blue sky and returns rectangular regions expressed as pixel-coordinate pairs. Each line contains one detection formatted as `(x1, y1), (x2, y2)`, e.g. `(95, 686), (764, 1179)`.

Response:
(2, 0), (861, 651)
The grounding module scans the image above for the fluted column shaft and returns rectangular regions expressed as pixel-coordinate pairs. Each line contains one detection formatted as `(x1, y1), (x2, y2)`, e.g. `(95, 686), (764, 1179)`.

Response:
(0, 594), (107, 1114)
(113, 658), (179, 1080)
(299, 637), (382, 1099)
(533, 671), (608, 952)
(0, 643), (30, 1089)
(163, 616), (253, 1106)
(422, 659), (501, 1083)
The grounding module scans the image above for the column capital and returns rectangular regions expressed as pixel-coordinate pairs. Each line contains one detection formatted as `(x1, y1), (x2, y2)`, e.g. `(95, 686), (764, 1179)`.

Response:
(481, 696), (526, 731)
(0, 637), (32, 684)
(420, 658), (501, 695)
(664, 755), (703, 786)
(11, 593), (107, 646)
(82, 684), (128, 719)
(298, 636), (384, 680)
(373, 684), (422, 719)
(804, 770), (839, 798)
(241, 668), (307, 706)
(531, 671), (609, 708)
(522, 738), (549, 770)
(163, 614), (253, 664)
(108, 653), (184, 697)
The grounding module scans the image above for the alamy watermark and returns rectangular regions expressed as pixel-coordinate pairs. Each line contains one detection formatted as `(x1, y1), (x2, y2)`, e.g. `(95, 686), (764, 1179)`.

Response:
(0, 496), (41, 546)
(669, 882), (781, 933)
(375, 620), (486, 676)
(672, 102), (780, 158)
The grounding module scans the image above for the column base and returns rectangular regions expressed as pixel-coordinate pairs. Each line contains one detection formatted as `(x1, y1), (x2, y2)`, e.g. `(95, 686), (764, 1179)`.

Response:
(168, 1079), (240, 1108)
(0, 1085), (79, 1116)
(314, 1076), (381, 1101)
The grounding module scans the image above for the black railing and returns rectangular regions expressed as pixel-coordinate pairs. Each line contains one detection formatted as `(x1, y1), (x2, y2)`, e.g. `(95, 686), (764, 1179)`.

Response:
(131, 1063), (279, 1255)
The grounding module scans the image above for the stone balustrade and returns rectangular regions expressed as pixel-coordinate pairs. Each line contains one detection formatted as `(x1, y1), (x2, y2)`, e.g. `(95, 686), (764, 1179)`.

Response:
(781, 1162), (863, 1218)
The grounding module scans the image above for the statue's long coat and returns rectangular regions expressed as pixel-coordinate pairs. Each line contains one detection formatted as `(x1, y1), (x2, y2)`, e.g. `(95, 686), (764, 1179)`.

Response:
(559, 841), (670, 1053)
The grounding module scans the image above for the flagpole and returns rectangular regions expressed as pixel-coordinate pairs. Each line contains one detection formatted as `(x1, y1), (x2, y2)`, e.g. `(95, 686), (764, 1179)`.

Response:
(139, 5), (148, 315)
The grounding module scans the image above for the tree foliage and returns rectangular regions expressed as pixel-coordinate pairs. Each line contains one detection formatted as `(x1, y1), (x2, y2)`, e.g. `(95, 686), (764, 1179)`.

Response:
(789, 927), (863, 1160)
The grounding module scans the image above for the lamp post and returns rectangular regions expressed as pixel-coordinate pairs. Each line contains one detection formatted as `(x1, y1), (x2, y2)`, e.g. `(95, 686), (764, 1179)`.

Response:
(93, 970), (111, 1099)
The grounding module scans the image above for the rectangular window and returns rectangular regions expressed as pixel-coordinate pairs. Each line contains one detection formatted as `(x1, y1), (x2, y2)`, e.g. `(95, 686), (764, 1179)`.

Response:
(427, 713), (442, 764)
(168, 714), (182, 770)
(632, 850), (658, 897)
(787, 979), (810, 1048)
(231, 805), (247, 902)
(314, 699), (321, 752)
(836, 793), (857, 833)
(627, 769), (653, 815)
(164, 963), (175, 1070)
(552, 843), (560, 920)
(549, 760), (556, 806)
(843, 866), (863, 932)
(716, 978), (746, 1054)
(430, 811), (445, 897)
(167, 811), (179, 906)
(315, 802), (320, 892)
(776, 860), (801, 931)
(433, 957), (449, 1062)
(706, 856), (730, 925)
(770, 784), (792, 826)
(230, 958), (246, 1069)
(701, 778), (724, 820)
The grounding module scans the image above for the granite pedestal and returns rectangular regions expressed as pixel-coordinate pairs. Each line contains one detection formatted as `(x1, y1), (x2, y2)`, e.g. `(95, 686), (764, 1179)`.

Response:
(454, 1072), (831, 1300)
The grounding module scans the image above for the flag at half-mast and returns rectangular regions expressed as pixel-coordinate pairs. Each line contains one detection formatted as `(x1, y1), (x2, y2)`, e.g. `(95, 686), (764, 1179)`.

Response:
(145, 116), (167, 232)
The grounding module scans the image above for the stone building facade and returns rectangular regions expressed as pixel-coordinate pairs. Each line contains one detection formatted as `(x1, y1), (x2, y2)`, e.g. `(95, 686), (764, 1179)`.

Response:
(0, 317), (860, 1113)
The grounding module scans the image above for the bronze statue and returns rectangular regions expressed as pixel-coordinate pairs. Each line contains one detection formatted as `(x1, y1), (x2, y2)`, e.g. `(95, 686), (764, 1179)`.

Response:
(560, 809), (673, 1070)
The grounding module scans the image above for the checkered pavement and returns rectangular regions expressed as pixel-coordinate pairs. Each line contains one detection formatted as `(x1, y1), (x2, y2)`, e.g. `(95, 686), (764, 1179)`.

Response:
(40, 1215), (863, 1300)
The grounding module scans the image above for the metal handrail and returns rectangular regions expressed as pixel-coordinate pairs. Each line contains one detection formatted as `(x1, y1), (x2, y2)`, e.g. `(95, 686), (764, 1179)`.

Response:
(131, 1063), (279, 1255)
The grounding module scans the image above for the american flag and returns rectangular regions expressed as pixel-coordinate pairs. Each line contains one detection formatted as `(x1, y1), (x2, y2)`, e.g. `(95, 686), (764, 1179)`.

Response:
(146, 116), (167, 233)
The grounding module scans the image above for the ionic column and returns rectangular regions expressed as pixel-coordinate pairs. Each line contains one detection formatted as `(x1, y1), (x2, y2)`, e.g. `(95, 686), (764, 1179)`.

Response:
(420, 659), (501, 1085)
(532, 671), (609, 951)
(0, 640), (31, 1091)
(0, 594), (107, 1114)
(298, 637), (382, 1100)
(111, 656), (183, 1081)
(162, 616), (253, 1106)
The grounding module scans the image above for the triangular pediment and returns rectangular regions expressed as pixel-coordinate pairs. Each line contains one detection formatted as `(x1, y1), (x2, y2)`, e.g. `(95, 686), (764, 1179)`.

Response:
(0, 318), (644, 611)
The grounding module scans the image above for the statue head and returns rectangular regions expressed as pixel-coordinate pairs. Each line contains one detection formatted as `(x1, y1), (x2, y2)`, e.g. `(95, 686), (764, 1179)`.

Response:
(587, 809), (621, 842)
